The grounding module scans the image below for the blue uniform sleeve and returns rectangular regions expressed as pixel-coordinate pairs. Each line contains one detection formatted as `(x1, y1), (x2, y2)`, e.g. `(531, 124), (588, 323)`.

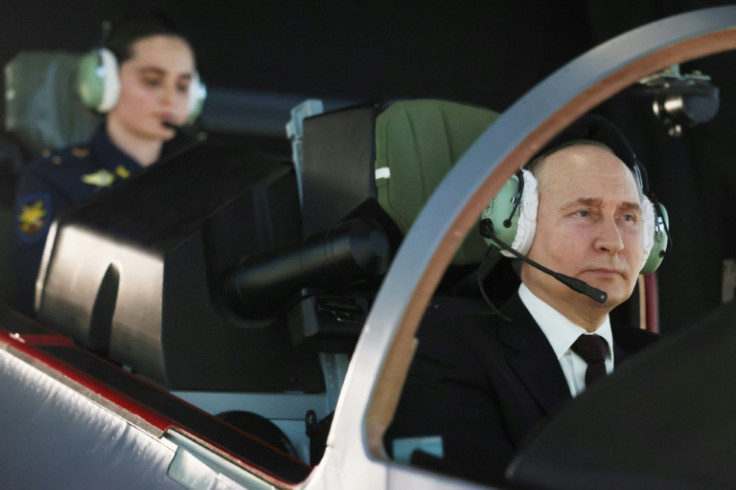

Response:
(11, 163), (72, 315)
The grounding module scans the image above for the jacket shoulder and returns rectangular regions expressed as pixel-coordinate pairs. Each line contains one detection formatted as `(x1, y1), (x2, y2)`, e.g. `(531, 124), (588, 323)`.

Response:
(22, 145), (95, 180)
(35, 144), (92, 167)
(17, 144), (99, 198)
(415, 297), (512, 369)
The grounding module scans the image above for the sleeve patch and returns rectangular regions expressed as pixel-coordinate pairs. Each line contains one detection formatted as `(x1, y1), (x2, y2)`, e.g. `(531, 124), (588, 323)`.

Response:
(16, 192), (51, 243)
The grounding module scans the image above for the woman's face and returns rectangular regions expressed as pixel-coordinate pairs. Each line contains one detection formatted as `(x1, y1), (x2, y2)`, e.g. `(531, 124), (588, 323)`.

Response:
(107, 35), (196, 141)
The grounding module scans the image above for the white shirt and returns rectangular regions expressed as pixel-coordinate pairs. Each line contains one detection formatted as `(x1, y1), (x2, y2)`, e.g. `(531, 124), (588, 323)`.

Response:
(518, 283), (614, 397)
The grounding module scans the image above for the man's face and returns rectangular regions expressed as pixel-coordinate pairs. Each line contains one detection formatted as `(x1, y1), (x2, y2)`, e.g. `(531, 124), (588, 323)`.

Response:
(522, 144), (645, 322)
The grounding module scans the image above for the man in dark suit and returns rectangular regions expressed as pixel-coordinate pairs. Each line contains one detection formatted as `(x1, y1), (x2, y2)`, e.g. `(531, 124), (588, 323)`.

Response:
(387, 116), (661, 487)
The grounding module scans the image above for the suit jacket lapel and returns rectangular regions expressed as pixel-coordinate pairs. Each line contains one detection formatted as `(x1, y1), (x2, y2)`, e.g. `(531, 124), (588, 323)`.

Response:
(611, 324), (641, 367)
(498, 294), (572, 413)
(613, 340), (627, 367)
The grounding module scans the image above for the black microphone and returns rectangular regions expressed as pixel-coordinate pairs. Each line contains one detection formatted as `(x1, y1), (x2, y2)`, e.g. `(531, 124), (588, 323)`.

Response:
(479, 219), (607, 304)
(162, 120), (208, 141)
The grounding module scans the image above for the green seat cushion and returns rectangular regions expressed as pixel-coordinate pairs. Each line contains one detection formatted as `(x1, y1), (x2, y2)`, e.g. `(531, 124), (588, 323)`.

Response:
(5, 51), (101, 153)
(374, 99), (500, 265)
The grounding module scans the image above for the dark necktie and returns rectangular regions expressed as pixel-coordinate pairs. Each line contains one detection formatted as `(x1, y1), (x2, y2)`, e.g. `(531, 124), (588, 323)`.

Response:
(571, 334), (608, 387)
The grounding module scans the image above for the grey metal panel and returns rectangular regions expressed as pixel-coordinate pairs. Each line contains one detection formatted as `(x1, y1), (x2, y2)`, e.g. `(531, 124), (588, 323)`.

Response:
(0, 346), (182, 489)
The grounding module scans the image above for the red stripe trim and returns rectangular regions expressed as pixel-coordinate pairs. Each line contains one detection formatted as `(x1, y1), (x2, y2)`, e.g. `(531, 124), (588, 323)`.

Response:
(0, 328), (305, 485)
(2, 330), (172, 430)
(7, 332), (76, 346)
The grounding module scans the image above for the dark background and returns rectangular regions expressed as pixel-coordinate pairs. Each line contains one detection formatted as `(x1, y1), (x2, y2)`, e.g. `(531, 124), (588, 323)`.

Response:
(1, 0), (735, 333)
(1, 1), (708, 113)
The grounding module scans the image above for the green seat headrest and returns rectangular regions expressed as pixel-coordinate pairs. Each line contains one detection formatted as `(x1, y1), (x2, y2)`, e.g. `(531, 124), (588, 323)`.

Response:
(374, 99), (500, 265)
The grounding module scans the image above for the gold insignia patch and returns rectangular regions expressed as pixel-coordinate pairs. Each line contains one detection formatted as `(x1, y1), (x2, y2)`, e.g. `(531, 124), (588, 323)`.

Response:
(72, 147), (90, 158)
(81, 169), (115, 187)
(52, 156), (62, 165)
(18, 200), (47, 235)
(115, 165), (130, 179)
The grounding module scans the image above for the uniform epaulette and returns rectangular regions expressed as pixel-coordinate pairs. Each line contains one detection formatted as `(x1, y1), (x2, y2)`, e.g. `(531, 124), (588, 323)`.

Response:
(71, 147), (91, 158)
(39, 148), (65, 166)
(38, 146), (91, 166)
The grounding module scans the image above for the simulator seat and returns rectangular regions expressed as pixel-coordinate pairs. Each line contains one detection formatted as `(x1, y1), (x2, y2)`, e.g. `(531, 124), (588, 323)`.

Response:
(1, 51), (101, 306)
(225, 99), (503, 357)
(275, 99), (502, 353)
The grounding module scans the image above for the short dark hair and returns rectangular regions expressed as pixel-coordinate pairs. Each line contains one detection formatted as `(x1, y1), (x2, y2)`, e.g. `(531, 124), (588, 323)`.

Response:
(105, 11), (190, 64)
(524, 114), (646, 195)
(525, 139), (614, 175)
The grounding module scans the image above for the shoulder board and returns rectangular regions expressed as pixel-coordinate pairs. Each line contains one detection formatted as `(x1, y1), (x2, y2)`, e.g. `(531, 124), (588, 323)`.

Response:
(39, 146), (91, 166)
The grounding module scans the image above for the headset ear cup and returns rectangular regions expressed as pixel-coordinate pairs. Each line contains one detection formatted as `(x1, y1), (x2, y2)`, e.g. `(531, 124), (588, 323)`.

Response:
(481, 175), (520, 246)
(185, 72), (207, 124)
(77, 48), (120, 113)
(640, 201), (669, 275)
(481, 169), (538, 256)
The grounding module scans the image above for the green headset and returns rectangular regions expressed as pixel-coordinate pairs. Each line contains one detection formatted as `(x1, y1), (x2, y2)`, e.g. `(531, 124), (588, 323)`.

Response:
(480, 115), (669, 275)
(77, 47), (206, 124)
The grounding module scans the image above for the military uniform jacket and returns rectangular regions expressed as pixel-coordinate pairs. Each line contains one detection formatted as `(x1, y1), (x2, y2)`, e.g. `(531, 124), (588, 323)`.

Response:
(11, 127), (143, 314)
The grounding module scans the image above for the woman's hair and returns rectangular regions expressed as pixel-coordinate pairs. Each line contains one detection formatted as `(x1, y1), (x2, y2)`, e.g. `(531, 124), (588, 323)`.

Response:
(105, 11), (191, 64)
